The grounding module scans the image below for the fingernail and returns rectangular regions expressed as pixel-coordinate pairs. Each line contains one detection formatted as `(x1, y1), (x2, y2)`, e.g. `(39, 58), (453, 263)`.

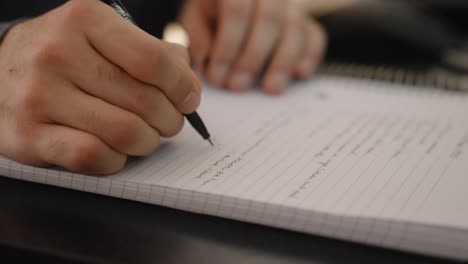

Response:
(267, 72), (288, 94)
(179, 91), (201, 112)
(210, 64), (229, 84)
(231, 72), (253, 91)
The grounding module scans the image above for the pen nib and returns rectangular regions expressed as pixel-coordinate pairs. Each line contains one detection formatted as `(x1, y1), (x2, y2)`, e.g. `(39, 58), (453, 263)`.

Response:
(207, 138), (214, 147)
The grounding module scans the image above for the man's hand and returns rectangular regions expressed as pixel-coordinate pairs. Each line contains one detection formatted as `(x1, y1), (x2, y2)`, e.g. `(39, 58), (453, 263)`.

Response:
(180, 0), (326, 94)
(0, 0), (201, 174)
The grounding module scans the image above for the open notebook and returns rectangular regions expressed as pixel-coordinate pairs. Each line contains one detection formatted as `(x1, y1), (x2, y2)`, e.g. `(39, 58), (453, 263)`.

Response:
(1, 76), (467, 261)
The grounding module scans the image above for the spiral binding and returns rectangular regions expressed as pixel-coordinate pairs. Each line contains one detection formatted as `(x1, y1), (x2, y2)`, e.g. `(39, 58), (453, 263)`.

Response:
(318, 63), (468, 92)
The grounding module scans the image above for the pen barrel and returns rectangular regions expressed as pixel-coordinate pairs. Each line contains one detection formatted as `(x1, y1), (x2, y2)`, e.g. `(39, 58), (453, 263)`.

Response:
(185, 113), (211, 140)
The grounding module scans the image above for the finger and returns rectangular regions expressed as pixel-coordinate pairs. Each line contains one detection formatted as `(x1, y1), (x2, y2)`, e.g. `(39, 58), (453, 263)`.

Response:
(65, 43), (185, 137)
(226, 0), (285, 91)
(164, 41), (203, 95)
(262, 7), (305, 94)
(179, 1), (213, 72)
(71, 0), (200, 113)
(165, 42), (190, 64)
(293, 20), (327, 79)
(207, 0), (254, 86)
(163, 41), (204, 109)
(46, 82), (161, 156)
(33, 124), (127, 175)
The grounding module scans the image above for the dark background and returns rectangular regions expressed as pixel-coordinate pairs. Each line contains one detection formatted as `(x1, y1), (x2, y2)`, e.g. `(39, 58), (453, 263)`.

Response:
(0, 0), (182, 38)
(0, 177), (456, 264)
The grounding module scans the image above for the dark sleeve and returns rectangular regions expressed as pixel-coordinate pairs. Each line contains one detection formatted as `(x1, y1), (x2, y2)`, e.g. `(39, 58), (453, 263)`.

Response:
(0, 0), (185, 39)
(128, 0), (185, 38)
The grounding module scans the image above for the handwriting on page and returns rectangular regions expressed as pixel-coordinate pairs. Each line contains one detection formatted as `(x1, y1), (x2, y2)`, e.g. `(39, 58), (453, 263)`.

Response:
(195, 116), (293, 186)
(174, 93), (467, 225)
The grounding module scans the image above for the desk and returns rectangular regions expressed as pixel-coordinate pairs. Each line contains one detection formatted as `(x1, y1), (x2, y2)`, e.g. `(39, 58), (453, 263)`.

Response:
(0, 177), (453, 264)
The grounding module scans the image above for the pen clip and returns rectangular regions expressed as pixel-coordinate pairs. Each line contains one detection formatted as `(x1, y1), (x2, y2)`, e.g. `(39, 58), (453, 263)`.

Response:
(109, 0), (137, 25)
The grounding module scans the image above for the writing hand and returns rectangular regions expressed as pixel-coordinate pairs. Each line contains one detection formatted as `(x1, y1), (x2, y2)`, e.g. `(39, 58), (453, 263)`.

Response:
(0, 0), (201, 174)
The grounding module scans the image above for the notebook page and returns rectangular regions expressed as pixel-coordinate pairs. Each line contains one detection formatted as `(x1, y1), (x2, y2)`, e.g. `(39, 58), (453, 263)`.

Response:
(1, 76), (468, 259)
(125, 77), (468, 229)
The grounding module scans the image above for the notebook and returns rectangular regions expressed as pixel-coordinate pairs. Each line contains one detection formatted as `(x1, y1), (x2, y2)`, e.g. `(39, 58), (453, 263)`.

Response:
(1, 76), (468, 261)
(320, 62), (468, 92)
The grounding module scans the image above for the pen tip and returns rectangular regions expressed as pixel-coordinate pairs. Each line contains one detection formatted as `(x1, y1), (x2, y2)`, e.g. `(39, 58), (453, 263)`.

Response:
(207, 138), (214, 147)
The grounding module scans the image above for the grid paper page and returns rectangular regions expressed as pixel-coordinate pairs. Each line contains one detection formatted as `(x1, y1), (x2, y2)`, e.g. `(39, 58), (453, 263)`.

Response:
(1, 76), (468, 260)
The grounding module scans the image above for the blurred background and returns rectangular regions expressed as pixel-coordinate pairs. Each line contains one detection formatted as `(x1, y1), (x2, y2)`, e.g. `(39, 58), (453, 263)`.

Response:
(296, 0), (468, 90)
(166, 0), (468, 90)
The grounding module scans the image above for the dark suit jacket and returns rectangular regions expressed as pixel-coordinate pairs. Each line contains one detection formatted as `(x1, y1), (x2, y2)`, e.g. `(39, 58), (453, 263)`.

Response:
(0, 0), (184, 40)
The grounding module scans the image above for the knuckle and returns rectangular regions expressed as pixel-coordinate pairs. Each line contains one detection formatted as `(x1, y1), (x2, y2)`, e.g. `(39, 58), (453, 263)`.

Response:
(126, 42), (165, 82)
(15, 81), (46, 117)
(107, 115), (141, 151)
(46, 136), (69, 164)
(133, 87), (158, 117)
(61, 0), (96, 27)
(126, 59), (152, 82)
(68, 136), (101, 171)
(125, 41), (194, 112)
(47, 137), (67, 159)
(127, 45), (161, 81)
(163, 114), (184, 138)
(29, 41), (66, 67)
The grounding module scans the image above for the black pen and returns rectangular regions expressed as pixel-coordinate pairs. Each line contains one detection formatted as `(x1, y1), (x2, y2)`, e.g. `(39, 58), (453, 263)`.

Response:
(101, 0), (213, 146)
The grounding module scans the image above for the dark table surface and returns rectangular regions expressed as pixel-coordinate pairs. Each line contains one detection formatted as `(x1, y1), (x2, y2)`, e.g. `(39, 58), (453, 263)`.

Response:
(0, 176), (456, 264)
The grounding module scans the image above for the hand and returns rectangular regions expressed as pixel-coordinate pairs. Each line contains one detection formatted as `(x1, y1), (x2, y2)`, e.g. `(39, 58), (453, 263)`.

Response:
(179, 0), (326, 94)
(0, 0), (201, 174)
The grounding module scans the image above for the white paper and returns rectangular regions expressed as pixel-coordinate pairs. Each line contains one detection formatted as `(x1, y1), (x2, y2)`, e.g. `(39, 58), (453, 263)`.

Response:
(2, 76), (468, 260)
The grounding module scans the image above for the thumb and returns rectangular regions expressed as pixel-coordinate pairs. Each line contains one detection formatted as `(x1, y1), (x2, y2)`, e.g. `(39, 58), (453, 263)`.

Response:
(163, 41), (191, 65)
(163, 41), (203, 94)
